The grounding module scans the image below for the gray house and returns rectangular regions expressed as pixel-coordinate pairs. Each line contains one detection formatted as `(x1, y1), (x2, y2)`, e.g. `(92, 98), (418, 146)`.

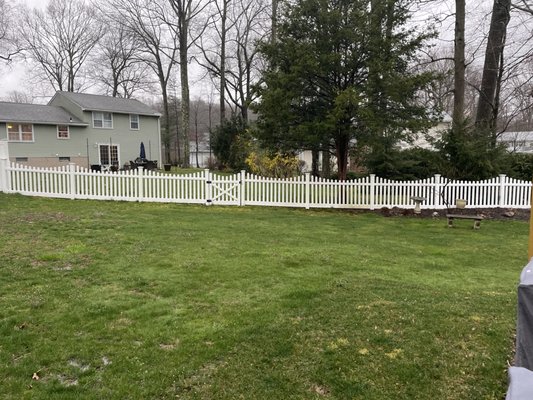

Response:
(0, 91), (161, 169)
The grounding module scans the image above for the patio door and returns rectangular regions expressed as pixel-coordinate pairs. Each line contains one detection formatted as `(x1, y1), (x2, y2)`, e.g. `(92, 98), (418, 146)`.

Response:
(99, 144), (119, 167)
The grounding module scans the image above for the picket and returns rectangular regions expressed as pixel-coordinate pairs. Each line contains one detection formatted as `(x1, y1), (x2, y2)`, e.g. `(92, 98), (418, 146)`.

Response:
(1, 162), (532, 210)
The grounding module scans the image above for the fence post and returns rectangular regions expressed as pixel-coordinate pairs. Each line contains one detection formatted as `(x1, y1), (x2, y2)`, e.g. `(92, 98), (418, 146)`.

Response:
(205, 169), (212, 206)
(499, 174), (507, 208)
(239, 170), (245, 206)
(434, 174), (441, 208)
(0, 157), (6, 193)
(304, 173), (311, 209)
(68, 163), (76, 199)
(137, 166), (144, 202)
(369, 174), (376, 210)
(0, 140), (9, 193)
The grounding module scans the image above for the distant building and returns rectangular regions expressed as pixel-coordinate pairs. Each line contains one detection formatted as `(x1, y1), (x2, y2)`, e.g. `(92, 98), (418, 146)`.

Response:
(189, 139), (213, 168)
(497, 131), (533, 154)
(398, 113), (452, 150)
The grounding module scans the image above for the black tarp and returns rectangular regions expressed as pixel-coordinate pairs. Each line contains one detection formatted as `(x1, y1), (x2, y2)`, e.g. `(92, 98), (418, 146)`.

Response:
(515, 262), (533, 369)
(506, 262), (533, 400)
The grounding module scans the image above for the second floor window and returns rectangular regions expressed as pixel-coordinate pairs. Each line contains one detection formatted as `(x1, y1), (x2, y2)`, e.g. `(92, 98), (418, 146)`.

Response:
(130, 114), (139, 130)
(93, 112), (113, 129)
(57, 125), (69, 139)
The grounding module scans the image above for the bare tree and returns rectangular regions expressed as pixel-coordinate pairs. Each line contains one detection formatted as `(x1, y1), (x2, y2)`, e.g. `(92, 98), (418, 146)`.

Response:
(513, 0), (533, 14)
(92, 19), (154, 98)
(197, 0), (235, 124)
(452, 0), (466, 131)
(224, 0), (269, 122)
(102, 0), (179, 163)
(168, 0), (213, 168)
(20, 0), (102, 92)
(2, 90), (34, 103)
(475, 0), (512, 135)
(0, 0), (22, 63)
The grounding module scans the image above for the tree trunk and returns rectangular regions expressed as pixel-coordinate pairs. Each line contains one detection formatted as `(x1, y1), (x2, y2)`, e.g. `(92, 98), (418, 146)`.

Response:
(452, 0), (465, 131)
(271, 0), (278, 43)
(475, 0), (511, 134)
(194, 106), (199, 168)
(491, 42), (505, 146)
(219, 0), (228, 123)
(161, 86), (172, 164)
(335, 135), (349, 181)
(180, 28), (190, 168)
(311, 148), (319, 176)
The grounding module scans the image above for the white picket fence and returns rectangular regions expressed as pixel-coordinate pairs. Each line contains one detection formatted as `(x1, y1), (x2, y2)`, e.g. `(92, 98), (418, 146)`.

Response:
(0, 160), (531, 209)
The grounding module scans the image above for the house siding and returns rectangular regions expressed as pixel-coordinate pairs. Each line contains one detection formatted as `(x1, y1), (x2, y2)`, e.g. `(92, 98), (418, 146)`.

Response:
(83, 112), (161, 167)
(2, 122), (89, 166)
(2, 92), (162, 169)
(48, 94), (86, 122)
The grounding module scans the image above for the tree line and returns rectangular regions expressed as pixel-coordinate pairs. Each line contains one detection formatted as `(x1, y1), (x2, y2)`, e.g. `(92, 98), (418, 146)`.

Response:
(1, 0), (532, 179)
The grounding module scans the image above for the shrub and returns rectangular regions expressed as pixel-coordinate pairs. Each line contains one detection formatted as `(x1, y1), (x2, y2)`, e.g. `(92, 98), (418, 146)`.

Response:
(363, 147), (444, 180)
(504, 153), (533, 181)
(211, 116), (252, 170)
(436, 123), (508, 180)
(245, 151), (303, 178)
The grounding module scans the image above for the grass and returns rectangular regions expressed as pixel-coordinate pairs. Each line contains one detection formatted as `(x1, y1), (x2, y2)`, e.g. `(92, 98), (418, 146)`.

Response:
(0, 193), (527, 399)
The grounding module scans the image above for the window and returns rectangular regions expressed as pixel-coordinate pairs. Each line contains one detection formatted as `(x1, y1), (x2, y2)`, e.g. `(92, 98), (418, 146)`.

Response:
(59, 156), (71, 162)
(57, 125), (69, 139)
(130, 114), (139, 130)
(99, 144), (119, 166)
(15, 157), (28, 162)
(7, 123), (34, 142)
(93, 112), (113, 129)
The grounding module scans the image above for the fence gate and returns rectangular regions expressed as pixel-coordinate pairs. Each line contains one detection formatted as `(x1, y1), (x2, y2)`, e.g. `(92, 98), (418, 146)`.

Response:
(207, 171), (242, 206)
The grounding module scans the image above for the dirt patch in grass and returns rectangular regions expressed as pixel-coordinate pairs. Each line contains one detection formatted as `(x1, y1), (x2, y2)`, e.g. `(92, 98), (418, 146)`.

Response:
(9, 212), (77, 224)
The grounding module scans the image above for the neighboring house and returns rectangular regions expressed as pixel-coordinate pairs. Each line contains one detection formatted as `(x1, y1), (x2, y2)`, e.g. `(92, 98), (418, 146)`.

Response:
(0, 91), (161, 169)
(297, 115), (453, 173)
(497, 131), (533, 154)
(297, 150), (336, 173)
(398, 113), (452, 150)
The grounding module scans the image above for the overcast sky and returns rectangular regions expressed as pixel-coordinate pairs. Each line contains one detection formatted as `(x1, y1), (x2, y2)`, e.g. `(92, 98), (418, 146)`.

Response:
(0, 0), (507, 103)
(0, 0), (46, 99)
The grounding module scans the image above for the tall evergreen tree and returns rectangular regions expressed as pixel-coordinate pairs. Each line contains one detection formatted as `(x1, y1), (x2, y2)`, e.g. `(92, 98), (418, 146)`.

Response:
(255, 0), (436, 180)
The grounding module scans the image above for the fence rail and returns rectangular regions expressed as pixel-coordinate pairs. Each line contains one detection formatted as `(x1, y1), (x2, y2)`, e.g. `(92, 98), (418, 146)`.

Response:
(0, 161), (531, 210)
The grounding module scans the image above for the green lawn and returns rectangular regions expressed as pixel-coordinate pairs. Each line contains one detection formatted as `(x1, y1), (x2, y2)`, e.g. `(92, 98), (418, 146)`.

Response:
(0, 193), (526, 399)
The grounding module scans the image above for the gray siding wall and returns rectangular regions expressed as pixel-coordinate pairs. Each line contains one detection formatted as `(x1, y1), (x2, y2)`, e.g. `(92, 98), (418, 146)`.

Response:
(83, 112), (161, 166)
(48, 95), (86, 122)
(2, 113), (161, 168)
(2, 122), (88, 158)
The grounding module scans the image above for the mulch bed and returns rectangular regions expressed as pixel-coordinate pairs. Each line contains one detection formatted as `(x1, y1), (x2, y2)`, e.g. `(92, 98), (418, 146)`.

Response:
(375, 207), (531, 221)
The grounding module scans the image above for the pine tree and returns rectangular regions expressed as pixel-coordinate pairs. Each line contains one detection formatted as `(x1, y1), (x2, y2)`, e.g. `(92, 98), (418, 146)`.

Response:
(255, 0), (436, 180)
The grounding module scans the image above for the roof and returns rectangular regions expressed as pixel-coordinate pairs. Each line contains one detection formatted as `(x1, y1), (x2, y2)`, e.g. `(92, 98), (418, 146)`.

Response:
(498, 131), (533, 142)
(0, 102), (87, 126)
(51, 91), (160, 116)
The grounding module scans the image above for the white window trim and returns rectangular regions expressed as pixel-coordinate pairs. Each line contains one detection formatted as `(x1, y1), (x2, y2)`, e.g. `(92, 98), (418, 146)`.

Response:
(57, 125), (70, 139)
(6, 123), (34, 143)
(130, 114), (140, 131)
(92, 112), (113, 129)
(98, 143), (120, 166)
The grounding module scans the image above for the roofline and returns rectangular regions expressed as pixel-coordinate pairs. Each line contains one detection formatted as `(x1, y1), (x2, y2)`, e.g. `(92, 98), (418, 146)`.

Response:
(0, 119), (89, 127)
(47, 92), (62, 106)
(82, 107), (161, 117)
(52, 91), (161, 117)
